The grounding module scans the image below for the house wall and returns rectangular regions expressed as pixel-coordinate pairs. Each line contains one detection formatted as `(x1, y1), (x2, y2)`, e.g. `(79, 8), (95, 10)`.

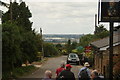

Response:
(94, 52), (103, 73)
(102, 50), (109, 78)
(94, 44), (120, 78)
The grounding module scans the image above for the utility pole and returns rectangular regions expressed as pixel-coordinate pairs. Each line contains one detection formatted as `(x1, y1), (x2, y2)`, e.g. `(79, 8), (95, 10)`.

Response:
(94, 14), (97, 34)
(40, 28), (44, 58)
(10, 0), (12, 21)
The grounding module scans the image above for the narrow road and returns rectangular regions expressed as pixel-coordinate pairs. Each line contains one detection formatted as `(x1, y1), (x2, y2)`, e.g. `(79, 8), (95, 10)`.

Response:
(22, 55), (83, 79)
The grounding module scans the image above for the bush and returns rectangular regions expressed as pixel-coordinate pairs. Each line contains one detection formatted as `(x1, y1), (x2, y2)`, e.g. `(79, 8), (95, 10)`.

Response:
(2, 65), (36, 80)
(44, 43), (59, 57)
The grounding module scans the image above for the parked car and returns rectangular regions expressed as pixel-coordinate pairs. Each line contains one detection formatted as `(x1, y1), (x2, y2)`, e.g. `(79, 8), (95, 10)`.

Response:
(67, 53), (80, 65)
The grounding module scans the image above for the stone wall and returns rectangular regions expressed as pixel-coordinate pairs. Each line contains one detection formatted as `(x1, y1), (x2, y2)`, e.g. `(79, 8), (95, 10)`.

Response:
(94, 44), (120, 78)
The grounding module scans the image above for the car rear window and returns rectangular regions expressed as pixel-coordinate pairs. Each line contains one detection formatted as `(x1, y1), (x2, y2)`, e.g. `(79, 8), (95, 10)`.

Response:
(70, 54), (77, 58)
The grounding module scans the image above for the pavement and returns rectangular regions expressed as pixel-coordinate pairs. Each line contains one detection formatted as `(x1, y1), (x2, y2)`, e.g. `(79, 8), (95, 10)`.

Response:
(21, 55), (84, 78)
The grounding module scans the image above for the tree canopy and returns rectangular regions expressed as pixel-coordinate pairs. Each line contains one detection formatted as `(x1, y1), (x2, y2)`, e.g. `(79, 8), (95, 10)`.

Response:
(2, 2), (60, 76)
(79, 25), (109, 47)
(2, 2), (32, 31)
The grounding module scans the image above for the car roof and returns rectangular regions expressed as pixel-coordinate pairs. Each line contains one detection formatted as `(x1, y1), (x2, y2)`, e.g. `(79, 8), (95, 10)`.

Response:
(69, 53), (77, 55)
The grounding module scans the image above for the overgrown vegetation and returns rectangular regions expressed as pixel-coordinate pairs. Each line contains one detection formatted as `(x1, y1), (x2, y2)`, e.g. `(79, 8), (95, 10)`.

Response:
(2, 1), (60, 79)
(44, 43), (59, 57)
(1, 1), (111, 79)
(2, 65), (36, 80)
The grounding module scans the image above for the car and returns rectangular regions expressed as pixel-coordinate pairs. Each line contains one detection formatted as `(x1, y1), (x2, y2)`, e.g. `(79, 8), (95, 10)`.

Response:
(67, 53), (80, 65)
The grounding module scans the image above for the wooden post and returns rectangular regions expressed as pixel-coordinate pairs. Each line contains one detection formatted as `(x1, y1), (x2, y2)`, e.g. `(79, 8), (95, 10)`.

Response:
(40, 28), (44, 58)
(109, 21), (113, 80)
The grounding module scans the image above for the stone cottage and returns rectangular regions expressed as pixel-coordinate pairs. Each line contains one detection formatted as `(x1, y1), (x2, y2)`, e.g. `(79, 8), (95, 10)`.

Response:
(90, 26), (120, 78)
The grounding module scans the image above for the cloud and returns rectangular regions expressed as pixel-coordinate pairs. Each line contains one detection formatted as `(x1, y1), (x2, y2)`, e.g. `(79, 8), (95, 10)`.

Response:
(25, 0), (97, 2)
(24, 2), (98, 34)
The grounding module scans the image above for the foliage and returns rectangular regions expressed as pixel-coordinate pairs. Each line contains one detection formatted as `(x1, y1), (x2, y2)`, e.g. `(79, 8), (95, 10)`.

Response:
(72, 49), (78, 53)
(56, 44), (62, 52)
(12, 65), (36, 77)
(94, 30), (109, 39)
(2, 1), (60, 79)
(78, 25), (109, 67)
(17, 2), (32, 31)
(95, 24), (108, 34)
(65, 39), (72, 53)
(2, 2), (32, 31)
(0, 1), (9, 8)
(79, 25), (109, 47)
(2, 21), (22, 71)
(61, 49), (67, 55)
(20, 30), (39, 63)
(71, 41), (78, 50)
(2, 1), (42, 76)
(2, 65), (36, 80)
(64, 40), (79, 54)
(79, 34), (94, 47)
(43, 43), (59, 57)
(94, 24), (109, 39)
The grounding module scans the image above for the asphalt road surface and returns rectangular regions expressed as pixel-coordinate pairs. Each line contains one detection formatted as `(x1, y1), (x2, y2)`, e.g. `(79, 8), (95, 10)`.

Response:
(22, 55), (83, 79)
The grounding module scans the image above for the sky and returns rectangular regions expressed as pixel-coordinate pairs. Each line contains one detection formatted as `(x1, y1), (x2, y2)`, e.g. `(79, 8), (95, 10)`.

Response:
(1, 0), (119, 34)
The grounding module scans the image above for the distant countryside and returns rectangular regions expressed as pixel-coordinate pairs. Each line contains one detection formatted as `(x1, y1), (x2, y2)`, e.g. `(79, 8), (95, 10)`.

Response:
(1, 0), (120, 80)
(43, 34), (83, 44)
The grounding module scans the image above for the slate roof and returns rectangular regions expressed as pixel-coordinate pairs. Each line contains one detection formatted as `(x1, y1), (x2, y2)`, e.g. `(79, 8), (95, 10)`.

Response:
(91, 34), (120, 48)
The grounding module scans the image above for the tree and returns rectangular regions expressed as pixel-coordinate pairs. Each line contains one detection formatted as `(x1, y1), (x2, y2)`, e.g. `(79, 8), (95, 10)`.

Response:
(79, 25), (109, 47)
(94, 24), (109, 38)
(0, 1), (9, 8)
(17, 2), (32, 31)
(2, 1), (42, 71)
(71, 41), (77, 50)
(2, 21), (22, 71)
(79, 34), (94, 47)
(95, 30), (109, 39)
(20, 31), (38, 63)
(44, 43), (59, 57)
(2, 2), (19, 23)
(66, 39), (72, 53)
(56, 44), (63, 51)
(56, 44), (62, 49)
(95, 24), (108, 35)
(95, 24), (108, 34)
(2, 2), (32, 31)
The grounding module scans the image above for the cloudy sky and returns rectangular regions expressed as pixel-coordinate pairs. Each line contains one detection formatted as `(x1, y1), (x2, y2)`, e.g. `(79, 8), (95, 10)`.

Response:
(28, 2), (98, 34)
(2, 0), (118, 34)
